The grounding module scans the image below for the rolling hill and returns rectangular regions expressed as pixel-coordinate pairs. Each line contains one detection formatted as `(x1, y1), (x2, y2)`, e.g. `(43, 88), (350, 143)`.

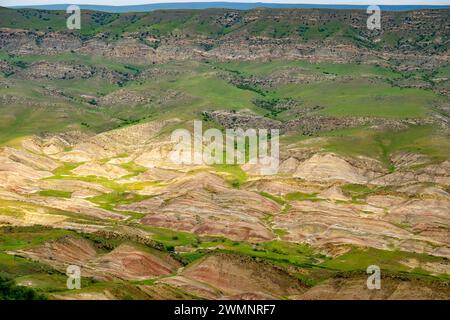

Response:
(0, 6), (449, 300)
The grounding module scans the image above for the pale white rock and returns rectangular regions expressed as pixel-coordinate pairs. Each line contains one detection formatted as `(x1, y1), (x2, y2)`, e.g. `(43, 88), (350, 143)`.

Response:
(294, 154), (368, 184)
(1, 146), (60, 171)
(107, 157), (134, 165)
(279, 157), (299, 174)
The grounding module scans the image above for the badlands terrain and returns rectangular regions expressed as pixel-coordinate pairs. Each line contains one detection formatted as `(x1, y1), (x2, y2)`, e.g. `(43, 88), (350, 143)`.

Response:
(0, 7), (449, 299)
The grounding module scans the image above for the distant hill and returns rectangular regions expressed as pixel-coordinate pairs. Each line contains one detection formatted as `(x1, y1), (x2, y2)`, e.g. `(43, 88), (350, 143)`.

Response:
(1, 5), (449, 56)
(9, 2), (450, 13)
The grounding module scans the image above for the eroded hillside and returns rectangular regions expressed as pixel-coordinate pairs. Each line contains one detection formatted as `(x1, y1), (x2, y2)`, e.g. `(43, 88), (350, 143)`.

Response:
(0, 7), (449, 300)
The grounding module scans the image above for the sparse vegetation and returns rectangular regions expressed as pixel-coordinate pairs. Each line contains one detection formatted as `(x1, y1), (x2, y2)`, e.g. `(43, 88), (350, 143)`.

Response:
(0, 6), (448, 300)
